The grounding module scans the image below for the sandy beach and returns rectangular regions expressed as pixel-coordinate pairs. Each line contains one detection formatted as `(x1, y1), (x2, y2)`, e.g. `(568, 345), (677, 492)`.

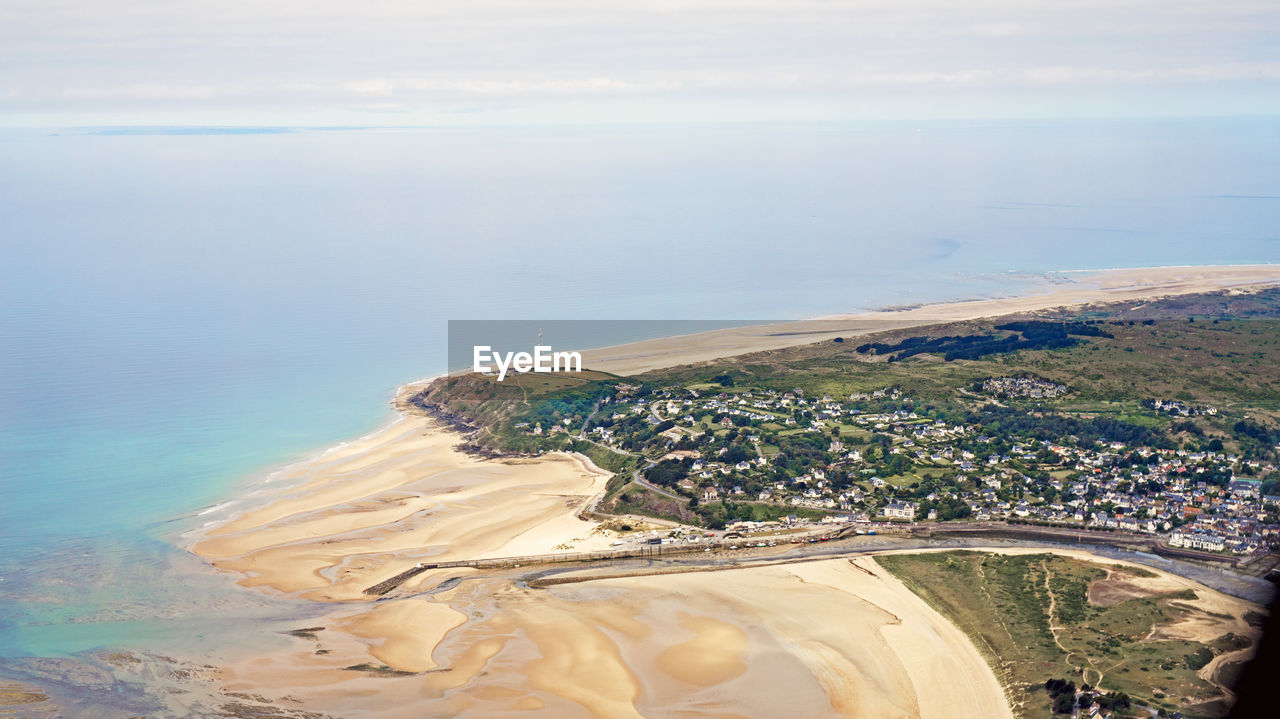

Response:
(190, 416), (616, 602)
(205, 545), (1263, 718)
(489, 556), (1016, 718)
(210, 555), (1015, 718)
(187, 263), (1279, 717)
(584, 263), (1280, 375)
(189, 408), (1024, 717)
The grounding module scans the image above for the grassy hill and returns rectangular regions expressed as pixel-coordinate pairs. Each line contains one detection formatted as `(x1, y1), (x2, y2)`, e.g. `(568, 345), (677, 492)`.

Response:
(645, 295), (1280, 411)
(416, 288), (1280, 439)
(878, 551), (1257, 719)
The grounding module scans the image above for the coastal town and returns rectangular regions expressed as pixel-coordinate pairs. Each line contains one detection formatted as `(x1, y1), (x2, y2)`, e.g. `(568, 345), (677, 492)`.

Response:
(519, 380), (1280, 559)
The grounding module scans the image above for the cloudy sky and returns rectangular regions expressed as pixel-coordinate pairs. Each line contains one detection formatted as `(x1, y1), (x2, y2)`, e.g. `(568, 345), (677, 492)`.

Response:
(3, 0), (1278, 126)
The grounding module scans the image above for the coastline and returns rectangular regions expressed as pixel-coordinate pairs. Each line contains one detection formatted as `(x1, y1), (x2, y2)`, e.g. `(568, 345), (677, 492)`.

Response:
(579, 263), (1280, 375)
(183, 262), (1280, 717)
(178, 374), (450, 543)
(189, 415), (617, 601)
(197, 542), (1261, 719)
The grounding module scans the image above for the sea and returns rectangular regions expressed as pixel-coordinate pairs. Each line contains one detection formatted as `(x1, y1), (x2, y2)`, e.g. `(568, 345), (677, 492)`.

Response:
(1, 118), (1277, 674)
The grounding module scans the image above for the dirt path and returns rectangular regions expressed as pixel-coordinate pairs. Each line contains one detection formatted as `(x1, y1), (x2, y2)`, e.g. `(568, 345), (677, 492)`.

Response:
(971, 558), (1026, 713)
(1041, 560), (1103, 688)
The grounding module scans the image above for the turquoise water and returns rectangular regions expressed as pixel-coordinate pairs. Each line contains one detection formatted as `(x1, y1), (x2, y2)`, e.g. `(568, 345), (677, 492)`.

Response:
(1, 118), (1277, 661)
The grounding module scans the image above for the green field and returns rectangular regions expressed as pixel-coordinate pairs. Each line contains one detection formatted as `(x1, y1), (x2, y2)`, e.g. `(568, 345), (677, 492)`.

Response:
(877, 552), (1245, 719)
(654, 317), (1280, 413)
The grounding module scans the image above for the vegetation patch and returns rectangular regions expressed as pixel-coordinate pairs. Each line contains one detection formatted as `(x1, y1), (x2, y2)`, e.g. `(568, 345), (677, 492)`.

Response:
(878, 551), (1235, 718)
(283, 626), (325, 640)
(855, 320), (1112, 362)
(343, 663), (415, 676)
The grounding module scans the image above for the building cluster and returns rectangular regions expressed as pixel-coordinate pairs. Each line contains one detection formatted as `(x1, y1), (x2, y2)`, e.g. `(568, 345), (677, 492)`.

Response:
(981, 376), (1069, 398)
(1146, 398), (1217, 417)
(963, 455), (1274, 554)
(536, 382), (1279, 555)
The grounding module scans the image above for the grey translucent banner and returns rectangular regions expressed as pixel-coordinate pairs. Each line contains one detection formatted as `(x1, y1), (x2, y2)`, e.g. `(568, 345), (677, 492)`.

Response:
(446, 320), (784, 374)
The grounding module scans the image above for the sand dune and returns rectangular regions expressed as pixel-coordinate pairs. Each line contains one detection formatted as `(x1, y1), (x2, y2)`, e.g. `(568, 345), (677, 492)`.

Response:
(871, 544), (1260, 638)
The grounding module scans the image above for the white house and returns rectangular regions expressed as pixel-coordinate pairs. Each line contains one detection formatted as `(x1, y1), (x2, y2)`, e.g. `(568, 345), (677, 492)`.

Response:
(883, 501), (917, 520)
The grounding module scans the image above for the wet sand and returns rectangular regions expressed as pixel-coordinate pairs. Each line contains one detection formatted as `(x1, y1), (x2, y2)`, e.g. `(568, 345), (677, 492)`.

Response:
(212, 555), (1016, 719)
(337, 598), (468, 673)
(216, 542), (1271, 719)
(190, 416), (616, 603)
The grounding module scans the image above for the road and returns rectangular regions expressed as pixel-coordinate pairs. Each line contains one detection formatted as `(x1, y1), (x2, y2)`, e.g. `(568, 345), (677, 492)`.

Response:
(577, 398), (604, 439)
(632, 460), (685, 500)
(572, 432), (684, 501)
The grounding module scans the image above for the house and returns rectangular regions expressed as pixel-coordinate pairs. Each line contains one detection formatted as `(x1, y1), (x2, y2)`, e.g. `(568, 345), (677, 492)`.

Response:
(1169, 531), (1225, 552)
(884, 501), (917, 520)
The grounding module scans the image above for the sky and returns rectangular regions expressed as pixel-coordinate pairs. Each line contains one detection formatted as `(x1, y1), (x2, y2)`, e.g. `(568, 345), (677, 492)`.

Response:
(2, 0), (1278, 126)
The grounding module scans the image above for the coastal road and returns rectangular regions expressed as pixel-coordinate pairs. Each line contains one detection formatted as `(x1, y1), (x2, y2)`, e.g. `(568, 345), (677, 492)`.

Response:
(633, 463), (684, 501)
(578, 398), (604, 439)
(573, 435), (685, 502)
(510, 533), (1275, 599)
(388, 527), (1274, 609)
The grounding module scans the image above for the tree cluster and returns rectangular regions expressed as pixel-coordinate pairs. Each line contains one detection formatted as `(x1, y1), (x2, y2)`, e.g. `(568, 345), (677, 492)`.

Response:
(855, 321), (1112, 362)
(1043, 678), (1076, 715)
